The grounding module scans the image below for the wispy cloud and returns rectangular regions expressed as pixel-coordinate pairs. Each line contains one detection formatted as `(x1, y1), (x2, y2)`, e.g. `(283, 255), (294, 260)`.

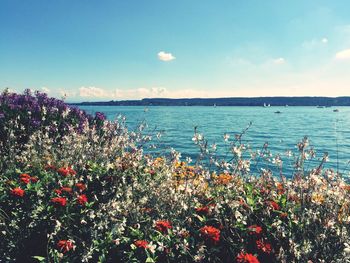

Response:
(302, 37), (328, 49)
(335, 49), (350, 60)
(272, 57), (286, 65)
(158, 51), (176, 61)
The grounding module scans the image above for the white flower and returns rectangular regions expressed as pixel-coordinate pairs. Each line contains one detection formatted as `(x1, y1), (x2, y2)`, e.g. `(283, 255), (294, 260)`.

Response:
(223, 133), (230, 142)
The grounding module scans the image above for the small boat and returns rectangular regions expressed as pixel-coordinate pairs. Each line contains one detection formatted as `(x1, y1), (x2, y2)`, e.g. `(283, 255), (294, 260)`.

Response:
(213, 103), (217, 108)
(274, 111), (282, 114)
(333, 109), (339, 112)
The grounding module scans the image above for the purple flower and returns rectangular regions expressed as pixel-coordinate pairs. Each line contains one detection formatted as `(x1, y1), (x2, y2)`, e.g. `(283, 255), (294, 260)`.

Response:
(95, 112), (106, 121)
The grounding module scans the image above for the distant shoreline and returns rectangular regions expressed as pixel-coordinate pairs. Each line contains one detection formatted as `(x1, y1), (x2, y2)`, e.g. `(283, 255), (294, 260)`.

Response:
(69, 96), (350, 107)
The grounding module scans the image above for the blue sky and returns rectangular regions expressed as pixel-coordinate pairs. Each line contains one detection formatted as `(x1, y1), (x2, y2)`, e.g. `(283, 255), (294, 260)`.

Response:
(1, 0), (350, 101)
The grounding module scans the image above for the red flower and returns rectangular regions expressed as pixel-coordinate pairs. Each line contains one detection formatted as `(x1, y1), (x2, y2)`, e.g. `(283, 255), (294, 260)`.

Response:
(20, 177), (31, 184)
(20, 173), (31, 184)
(54, 189), (62, 195)
(268, 201), (280, 210)
(30, 176), (39, 183)
(237, 252), (260, 263)
(134, 240), (148, 249)
(75, 183), (86, 191)
(11, 187), (25, 197)
(57, 167), (76, 177)
(51, 197), (67, 206)
(256, 239), (272, 254)
(19, 173), (39, 184)
(77, 194), (88, 205)
(199, 225), (220, 244)
(45, 164), (57, 171)
(57, 240), (74, 253)
(61, 187), (73, 193)
(20, 173), (31, 179)
(248, 225), (263, 235)
(155, 220), (172, 233)
(195, 206), (210, 215)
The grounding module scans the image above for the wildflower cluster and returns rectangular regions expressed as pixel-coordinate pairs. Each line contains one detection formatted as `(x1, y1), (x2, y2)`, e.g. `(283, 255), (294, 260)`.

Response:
(0, 91), (350, 262)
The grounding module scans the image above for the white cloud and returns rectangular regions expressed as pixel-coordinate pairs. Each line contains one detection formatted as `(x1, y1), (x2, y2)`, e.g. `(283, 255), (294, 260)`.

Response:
(41, 87), (50, 93)
(335, 49), (350, 60)
(79, 86), (109, 98)
(79, 86), (169, 99)
(272, 57), (286, 65)
(321, 37), (328, 43)
(158, 51), (176, 61)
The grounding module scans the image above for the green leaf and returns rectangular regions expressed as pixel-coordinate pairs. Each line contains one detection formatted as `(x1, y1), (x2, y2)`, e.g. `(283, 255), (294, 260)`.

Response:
(32, 256), (46, 262)
(146, 257), (155, 263)
(247, 196), (255, 206)
(245, 183), (253, 193)
(280, 195), (287, 207)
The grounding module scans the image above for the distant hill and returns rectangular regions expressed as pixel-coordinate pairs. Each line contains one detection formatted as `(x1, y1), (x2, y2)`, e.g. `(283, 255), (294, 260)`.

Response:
(70, 97), (350, 106)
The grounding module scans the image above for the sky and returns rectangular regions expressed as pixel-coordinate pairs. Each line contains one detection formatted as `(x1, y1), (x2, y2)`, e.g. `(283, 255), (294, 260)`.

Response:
(1, 0), (350, 101)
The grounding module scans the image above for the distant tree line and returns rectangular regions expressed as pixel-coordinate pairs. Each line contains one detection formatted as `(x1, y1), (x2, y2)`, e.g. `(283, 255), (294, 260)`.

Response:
(70, 97), (350, 106)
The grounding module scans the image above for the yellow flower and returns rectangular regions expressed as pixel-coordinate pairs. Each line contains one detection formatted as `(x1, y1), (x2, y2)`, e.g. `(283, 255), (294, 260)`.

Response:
(311, 193), (325, 205)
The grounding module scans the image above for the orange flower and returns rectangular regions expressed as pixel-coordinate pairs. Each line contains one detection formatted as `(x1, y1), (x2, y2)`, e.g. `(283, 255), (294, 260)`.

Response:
(215, 173), (233, 185)
(57, 240), (74, 253)
(277, 183), (285, 194)
(247, 225), (263, 235)
(237, 252), (260, 263)
(11, 187), (25, 197)
(199, 225), (220, 244)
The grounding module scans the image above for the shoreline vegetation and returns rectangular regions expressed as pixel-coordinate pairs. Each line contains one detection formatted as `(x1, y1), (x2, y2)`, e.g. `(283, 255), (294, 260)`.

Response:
(1, 89), (350, 262)
(70, 96), (350, 107)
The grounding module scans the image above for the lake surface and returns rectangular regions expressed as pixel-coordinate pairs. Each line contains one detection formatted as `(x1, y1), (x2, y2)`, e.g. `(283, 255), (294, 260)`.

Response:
(78, 105), (350, 177)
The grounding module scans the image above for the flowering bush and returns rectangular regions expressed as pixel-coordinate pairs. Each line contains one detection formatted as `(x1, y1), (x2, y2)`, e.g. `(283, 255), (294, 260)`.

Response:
(0, 90), (350, 262)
